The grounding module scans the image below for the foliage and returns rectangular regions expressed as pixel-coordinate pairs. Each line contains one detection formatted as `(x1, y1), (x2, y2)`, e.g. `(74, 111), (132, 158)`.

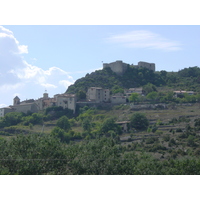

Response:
(82, 118), (92, 132)
(76, 90), (86, 100)
(45, 106), (73, 120)
(0, 134), (67, 175)
(100, 118), (122, 135)
(142, 83), (157, 95)
(1, 133), (200, 174)
(66, 66), (164, 94)
(129, 93), (139, 103)
(146, 91), (158, 102)
(22, 113), (43, 126)
(56, 116), (71, 132)
(130, 113), (149, 131)
(0, 112), (24, 128)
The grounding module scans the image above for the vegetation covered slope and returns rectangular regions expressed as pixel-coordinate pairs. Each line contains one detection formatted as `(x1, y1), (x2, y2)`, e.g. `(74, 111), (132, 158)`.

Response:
(66, 66), (200, 95)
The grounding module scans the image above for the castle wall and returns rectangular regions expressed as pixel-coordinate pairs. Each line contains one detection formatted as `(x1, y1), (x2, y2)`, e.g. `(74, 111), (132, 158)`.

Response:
(103, 60), (155, 74)
(12, 103), (38, 114)
(103, 60), (128, 75)
(137, 61), (155, 71)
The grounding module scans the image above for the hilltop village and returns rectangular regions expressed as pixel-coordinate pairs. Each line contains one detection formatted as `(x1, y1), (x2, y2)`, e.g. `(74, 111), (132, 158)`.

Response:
(0, 60), (195, 117)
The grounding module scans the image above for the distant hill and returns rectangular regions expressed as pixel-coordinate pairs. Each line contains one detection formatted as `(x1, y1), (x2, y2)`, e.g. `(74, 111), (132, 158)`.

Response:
(66, 65), (200, 94)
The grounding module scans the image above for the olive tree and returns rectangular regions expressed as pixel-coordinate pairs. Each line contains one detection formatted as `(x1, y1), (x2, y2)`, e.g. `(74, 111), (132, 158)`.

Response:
(130, 113), (149, 131)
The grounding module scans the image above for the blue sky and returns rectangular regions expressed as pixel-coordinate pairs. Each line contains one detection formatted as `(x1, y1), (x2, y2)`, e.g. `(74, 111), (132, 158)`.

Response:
(0, 25), (200, 107)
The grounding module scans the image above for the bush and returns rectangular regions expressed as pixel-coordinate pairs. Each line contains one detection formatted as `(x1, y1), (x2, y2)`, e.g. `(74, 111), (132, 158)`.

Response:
(145, 137), (158, 144)
(163, 134), (170, 142)
(56, 116), (71, 132)
(100, 118), (122, 135)
(130, 113), (149, 131)
(176, 128), (183, 132)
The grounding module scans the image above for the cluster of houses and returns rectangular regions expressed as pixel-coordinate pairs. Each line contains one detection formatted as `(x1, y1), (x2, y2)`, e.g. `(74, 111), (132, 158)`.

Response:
(0, 92), (76, 118)
(0, 87), (196, 118)
(0, 87), (143, 118)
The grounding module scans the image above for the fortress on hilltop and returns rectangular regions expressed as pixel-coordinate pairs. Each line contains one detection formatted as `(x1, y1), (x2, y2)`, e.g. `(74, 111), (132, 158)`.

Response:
(103, 60), (155, 75)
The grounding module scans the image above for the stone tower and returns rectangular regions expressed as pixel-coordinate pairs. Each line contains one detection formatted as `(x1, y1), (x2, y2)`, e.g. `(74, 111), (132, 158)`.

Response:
(103, 60), (129, 75)
(13, 96), (20, 106)
(43, 90), (49, 100)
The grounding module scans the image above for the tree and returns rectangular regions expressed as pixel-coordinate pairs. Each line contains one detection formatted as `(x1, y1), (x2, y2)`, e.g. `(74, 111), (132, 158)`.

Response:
(82, 118), (91, 132)
(3, 112), (24, 127)
(101, 118), (122, 135)
(146, 91), (158, 103)
(56, 116), (71, 132)
(130, 113), (149, 131)
(51, 127), (67, 142)
(129, 93), (139, 103)
(142, 83), (157, 95)
(77, 90), (86, 100)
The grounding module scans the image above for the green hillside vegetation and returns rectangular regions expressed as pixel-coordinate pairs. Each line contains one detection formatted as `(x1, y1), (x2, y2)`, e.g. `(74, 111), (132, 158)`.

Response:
(1, 102), (200, 174)
(1, 65), (200, 174)
(66, 66), (200, 96)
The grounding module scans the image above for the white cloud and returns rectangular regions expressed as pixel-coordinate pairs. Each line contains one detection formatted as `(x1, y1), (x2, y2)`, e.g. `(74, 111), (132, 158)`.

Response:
(0, 104), (8, 108)
(0, 26), (75, 106)
(59, 80), (74, 88)
(41, 83), (57, 89)
(107, 30), (182, 51)
(0, 83), (24, 91)
(0, 26), (28, 55)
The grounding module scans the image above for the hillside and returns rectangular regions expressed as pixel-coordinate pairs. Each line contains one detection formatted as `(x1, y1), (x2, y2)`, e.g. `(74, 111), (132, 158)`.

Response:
(66, 65), (200, 95)
(66, 66), (165, 94)
(1, 65), (200, 175)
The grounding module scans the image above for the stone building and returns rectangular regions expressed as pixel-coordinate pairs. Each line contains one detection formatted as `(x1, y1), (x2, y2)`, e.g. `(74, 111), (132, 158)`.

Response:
(116, 121), (130, 133)
(86, 87), (110, 103)
(133, 61), (155, 72)
(0, 96), (39, 117)
(124, 88), (143, 97)
(173, 90), (195, 98)
(103, 60), (129, 75)
(12, 102), (38, 114)
(35, 92), (77, 113)
(103, 60), (156, 75)
(54, 93), (77, 113)
(111, 93), (126, 104)
(0, 107), (14, 118)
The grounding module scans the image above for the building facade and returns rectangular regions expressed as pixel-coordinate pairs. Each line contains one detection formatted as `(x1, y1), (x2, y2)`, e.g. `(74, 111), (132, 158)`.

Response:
(111, 93), (126, 104)
(0, 107), (14, 118)
(86, 87), (110, 103)
(103, 60), (156, 75)
(54, 94), (77, 113)
(103, 60), (129, 75)
(124, 88), (143, 97)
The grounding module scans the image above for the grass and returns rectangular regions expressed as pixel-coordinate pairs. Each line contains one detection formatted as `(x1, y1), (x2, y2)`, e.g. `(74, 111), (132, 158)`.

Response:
(1, 102), (200, 160)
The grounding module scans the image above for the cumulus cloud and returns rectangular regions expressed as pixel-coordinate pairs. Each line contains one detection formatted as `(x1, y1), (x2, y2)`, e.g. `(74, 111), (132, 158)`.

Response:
(106, 30), (182, 51)
(0, 26), (75, 107)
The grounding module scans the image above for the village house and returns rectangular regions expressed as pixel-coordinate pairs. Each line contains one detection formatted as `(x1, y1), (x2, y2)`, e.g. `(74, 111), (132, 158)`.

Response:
(54, 93), (77, 113)
(111, 93), (126, 104)
(124, 88), (143, 97)
(0, 107), (14, 118)
(116, 121), (130, 133)
(86, 87), (110, 103)
(173, 90), (195, 98)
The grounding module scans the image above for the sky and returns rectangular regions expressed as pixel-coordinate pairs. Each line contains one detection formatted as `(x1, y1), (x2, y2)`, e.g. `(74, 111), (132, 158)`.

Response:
(0, 25), (200, 107)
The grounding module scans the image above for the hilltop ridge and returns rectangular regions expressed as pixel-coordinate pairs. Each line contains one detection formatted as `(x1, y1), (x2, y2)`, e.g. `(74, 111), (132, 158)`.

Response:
(66, 62), (200, 95)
